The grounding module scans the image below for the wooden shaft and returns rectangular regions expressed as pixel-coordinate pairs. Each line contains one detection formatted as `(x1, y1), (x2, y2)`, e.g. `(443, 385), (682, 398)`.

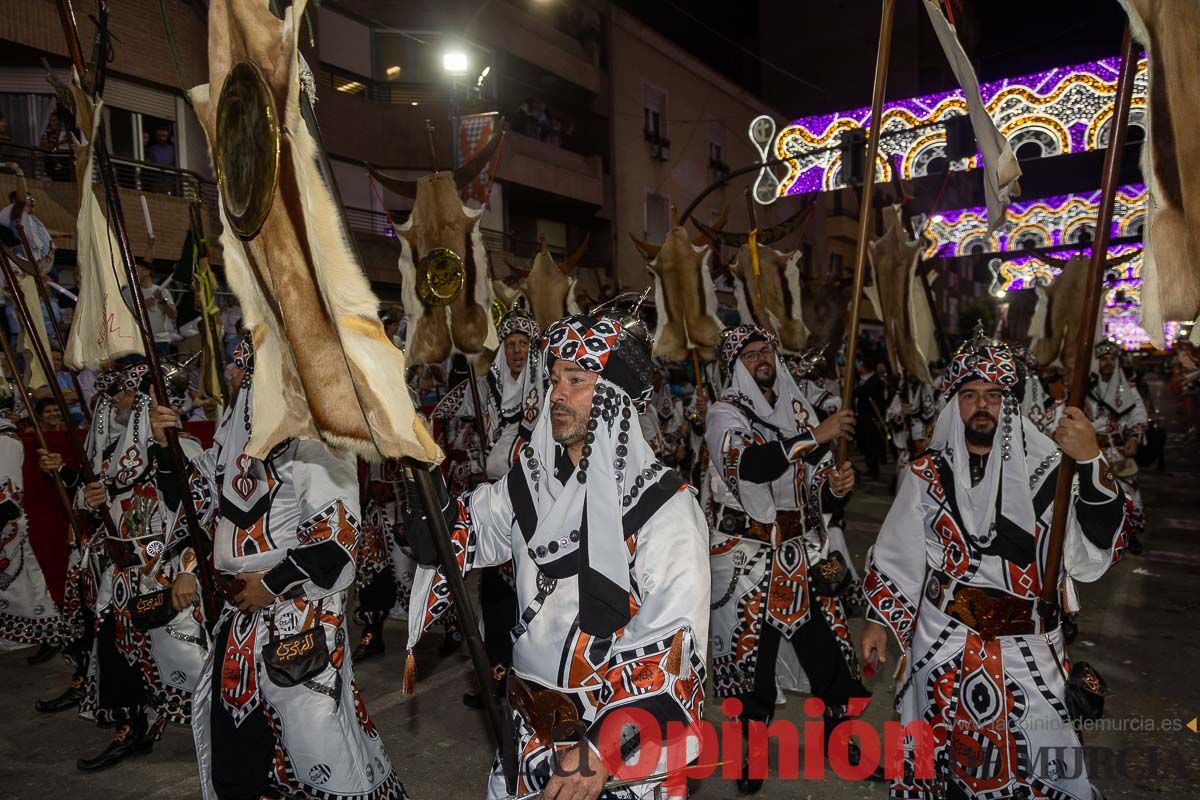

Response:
(13, 223), (92, 425)
(405, 460), (508, 751)
(1040, 26), (1137, 604)
(54, 0), (220, 624)
(838, 0), (898, 464)
(0, 323), (85, 542)
(0, 244), (120, 542)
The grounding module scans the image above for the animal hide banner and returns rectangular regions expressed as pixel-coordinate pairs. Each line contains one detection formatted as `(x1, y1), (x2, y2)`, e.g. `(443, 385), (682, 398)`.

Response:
(922, 0), (1021, 233)
(867, 205), (934, 384)
(1031, 254), (1096, 371)
(634, 226), (724, 364)
(62, 84), (144, 371)
(1121, 0), (1200, 346)
(395, 172), (498, 366)
(730, 244), (809, 353)
(191, 0), (439, 464)
(506, 236), (587, 331)
(4, 270), (52, 390)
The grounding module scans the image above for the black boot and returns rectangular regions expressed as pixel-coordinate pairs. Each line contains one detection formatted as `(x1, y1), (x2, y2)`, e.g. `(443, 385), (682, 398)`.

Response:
(27, 642), (60, 665)
(1127, 533), (1144, 556)
(352, 626), (386, 663)
(36, 676), (84, 713)
(1062, 615), (1080, 645)
(76, 714), (153, 771)
(825, 716), (888, 782)
(735, 719), (764, 795)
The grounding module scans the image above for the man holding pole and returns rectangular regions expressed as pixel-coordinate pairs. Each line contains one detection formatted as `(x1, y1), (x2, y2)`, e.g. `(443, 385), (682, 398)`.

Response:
(704, 324), (866, 794)
(404, 310), (710, 800)
(860, 331), (1131, 799)
(150, 338), (406, 800)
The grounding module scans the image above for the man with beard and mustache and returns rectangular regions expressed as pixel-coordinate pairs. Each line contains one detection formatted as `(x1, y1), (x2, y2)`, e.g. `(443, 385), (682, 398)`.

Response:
(705, 325), (873, 794)
(860, 329), (1133, 799)
(404, 310), (709, 800)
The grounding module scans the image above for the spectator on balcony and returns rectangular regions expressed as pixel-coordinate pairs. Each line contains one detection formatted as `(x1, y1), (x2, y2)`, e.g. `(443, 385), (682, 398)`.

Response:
(40, 110), (71, 181)
(220, 295), (243, 360)
(514, 98), (538, 137)
(0, 113), (11, 143)
(146, 125), (176, 168)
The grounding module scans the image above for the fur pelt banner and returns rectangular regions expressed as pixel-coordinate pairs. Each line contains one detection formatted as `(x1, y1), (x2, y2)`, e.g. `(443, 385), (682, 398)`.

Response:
(191, 0), (439, 464)
(504, 235), (587, 331)
(632, 225), (724, 363)
(866, 205), (936, 384)
(1121, 0), (1200, 346)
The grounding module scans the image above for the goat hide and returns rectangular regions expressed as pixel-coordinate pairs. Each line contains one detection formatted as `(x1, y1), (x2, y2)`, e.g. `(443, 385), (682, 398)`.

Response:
(191, 0), (439, 464)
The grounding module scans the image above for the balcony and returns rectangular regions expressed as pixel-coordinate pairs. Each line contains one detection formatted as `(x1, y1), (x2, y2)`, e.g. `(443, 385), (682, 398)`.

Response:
(498, 132), (604, 207)
(0, 142), (222, 265)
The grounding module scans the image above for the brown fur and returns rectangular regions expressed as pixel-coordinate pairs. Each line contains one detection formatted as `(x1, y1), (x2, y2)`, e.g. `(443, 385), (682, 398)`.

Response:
(511, 235), (587, 330)
(396, 172), (495, 365)
(730, 245), (809, 353)
(1126, 0), (1200, 326)
(634, 226), (723, 363)
(191, 0), (439, 464)
(1032, 254), (1090, 372)
(869, 206), (933, 383)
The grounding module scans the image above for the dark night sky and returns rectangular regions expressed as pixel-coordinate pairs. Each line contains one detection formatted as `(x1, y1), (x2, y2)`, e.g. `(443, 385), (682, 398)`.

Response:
(616, 0), (1132, 115)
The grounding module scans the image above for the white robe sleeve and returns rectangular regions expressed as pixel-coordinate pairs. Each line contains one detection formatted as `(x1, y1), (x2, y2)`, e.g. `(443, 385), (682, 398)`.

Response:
(706, 401), (776, 522)
(863, 465), (929, 649)
(1062, 455), (1131, 584)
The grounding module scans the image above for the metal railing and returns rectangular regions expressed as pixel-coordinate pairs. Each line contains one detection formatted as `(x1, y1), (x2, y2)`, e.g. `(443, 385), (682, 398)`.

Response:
(0, 141), (215, 203)
(317, 67), (446, 106)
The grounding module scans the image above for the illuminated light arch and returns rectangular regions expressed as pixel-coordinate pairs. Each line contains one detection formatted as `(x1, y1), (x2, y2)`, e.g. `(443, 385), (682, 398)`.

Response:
(1001, 114), (1071, 159)
(759, 56), (1148, 199)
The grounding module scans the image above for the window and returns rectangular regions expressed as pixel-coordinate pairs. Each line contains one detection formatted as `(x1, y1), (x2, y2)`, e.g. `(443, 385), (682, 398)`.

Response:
(645, 191), (669, 243)
(643, 85), (666, 141)
(708, 121), (725, 164)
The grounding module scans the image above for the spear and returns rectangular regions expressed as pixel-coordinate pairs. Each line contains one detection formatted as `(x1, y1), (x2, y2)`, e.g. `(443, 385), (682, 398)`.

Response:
(53, 0), (222, 624)
(0, 318), (86, 544)
(12, 223), (92, 424)
(1040, 26), (1137, 605)
(837, 0), (898, 465)
(0, 244), (122, 548)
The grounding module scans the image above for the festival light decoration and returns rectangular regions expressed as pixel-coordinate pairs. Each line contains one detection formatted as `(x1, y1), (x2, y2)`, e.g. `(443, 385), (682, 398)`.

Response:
(757, 56), (1148, 199)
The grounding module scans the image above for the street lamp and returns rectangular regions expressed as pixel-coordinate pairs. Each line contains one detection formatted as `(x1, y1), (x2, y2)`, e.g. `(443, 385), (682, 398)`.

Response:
(442, 49), (469, 75)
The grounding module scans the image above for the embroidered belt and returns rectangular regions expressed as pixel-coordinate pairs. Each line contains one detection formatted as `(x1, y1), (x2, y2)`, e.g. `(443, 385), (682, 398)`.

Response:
(716, 506), (804, 548)
(927, 571), (1059, 640)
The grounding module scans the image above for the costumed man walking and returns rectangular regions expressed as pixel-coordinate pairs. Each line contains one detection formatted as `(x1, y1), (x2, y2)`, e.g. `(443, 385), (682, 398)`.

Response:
(70, 357), (208, 770)
(860, 330), (1132, 799)
(351, 457), (414, 662)
(1087, 339), (1147, 552)
(705, 324), (870, 794)
(885, 375), (936, 491)
(34, 367), (121, 713)
(0, 380), (70, 657)
(785, 350), (841, 420)
(405, 310), (710, 800)
(643, 365), (688, 467)
(152, 338), (405, 800)
(1017, 347), (1061, 436)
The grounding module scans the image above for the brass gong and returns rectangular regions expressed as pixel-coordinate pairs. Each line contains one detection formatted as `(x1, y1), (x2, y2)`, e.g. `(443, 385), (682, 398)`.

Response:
(490, 298), (507, 327)
(416, 247), (465, 306)
(215, 61), (280, 240)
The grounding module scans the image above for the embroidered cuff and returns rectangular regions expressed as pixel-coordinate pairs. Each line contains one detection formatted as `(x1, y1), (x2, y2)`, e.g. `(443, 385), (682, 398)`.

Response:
(783, 428), (818, 462)
(1075, 455), (1119, 505)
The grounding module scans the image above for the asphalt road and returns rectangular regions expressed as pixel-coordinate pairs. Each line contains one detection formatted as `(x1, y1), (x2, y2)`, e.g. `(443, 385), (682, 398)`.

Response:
(1, 378), (1196, 799)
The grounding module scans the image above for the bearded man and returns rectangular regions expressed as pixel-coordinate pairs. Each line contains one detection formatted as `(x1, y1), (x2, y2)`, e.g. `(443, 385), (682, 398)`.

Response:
(861, 329), (1132, 799)
(405, 311), (710, 800)
(705, 325), (870, 794)
(1087, 339), (1147, 550)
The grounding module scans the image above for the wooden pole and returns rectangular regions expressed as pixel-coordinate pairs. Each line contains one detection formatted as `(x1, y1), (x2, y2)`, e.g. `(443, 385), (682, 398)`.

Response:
(0, 324), (85, 543)
(53, 0), (222, 624)
(838, 0), (898, 464)
(1041, 26), (1137, 604)
(0, 244), (121, 544)
(13, 223), (92, 425)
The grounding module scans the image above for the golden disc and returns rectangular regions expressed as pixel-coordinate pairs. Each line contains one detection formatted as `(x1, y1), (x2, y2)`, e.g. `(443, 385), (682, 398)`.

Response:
(416, 247), (465, 306)
(215, 61), (280, 240)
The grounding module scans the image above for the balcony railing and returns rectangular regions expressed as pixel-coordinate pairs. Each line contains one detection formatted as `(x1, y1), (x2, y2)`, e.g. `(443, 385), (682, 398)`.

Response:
(317, 67), (446, 106)
(0, 141), (216, 204)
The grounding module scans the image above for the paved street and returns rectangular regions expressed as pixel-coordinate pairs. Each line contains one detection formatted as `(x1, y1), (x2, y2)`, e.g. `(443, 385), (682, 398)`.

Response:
(1, 378), (1197, 799)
